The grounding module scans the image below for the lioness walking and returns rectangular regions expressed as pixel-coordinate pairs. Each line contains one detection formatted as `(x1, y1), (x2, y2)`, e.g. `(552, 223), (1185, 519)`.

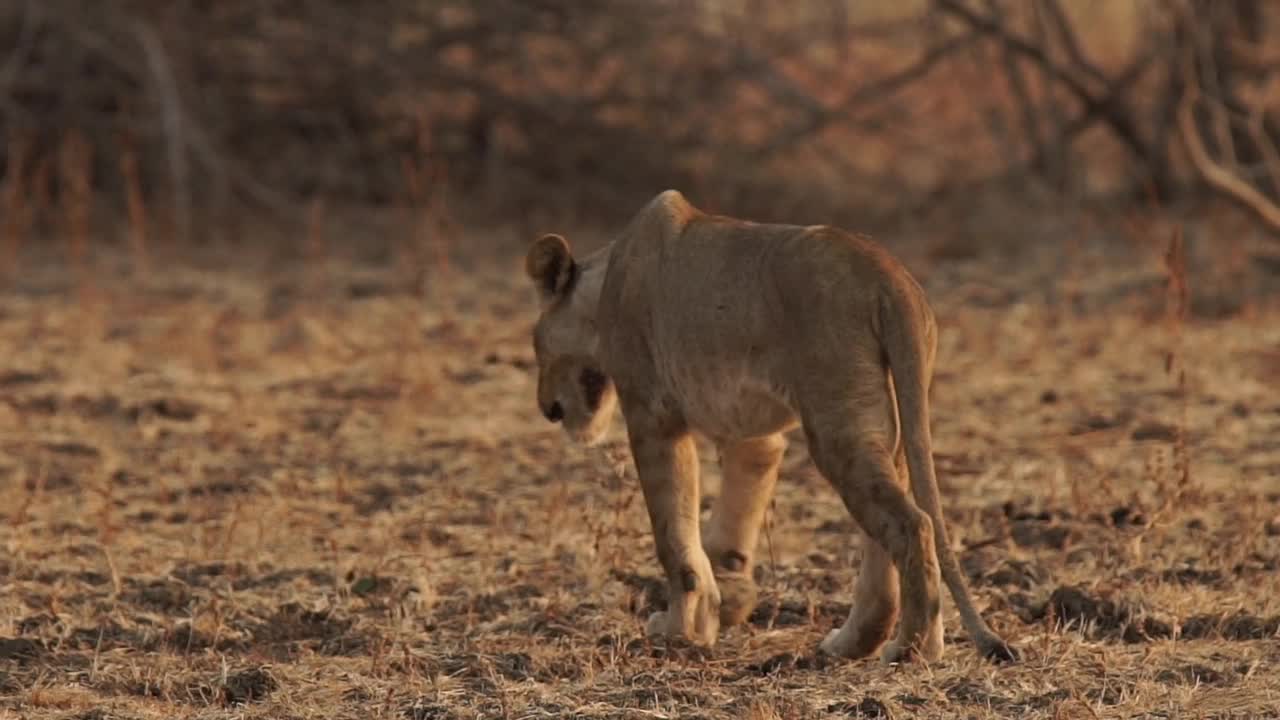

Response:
(524, 190), (1015, 663)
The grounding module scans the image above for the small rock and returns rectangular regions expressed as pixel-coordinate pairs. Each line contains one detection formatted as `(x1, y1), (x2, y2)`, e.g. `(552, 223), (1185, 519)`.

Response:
(1069, 411), (1130, 435)
(43, 441), (100, 458)
(985, 559), (1049, 589)
(1265, 515), (1280, 537)
(807, 551), (835, 568)
(404, 699), (455, 720)
(828, 697), (893, 718)
(0, 638), (43, 662)
(1130, 421), (1178, 442)
(448, 369), (487, 385)
(347, 281), (391, 299)
(749, 651), (832, 677)
(494, 652), (533, 681)
(1122, 616), (1174, 643)
(222, 666), (276, 705)
(1011, 521), (1073, 549)
(1110, 506), (1146, 528)
(750, 651), (801, 676)
(0, 370), (54, 387)
(1155, 664), (1227, 686)
(150, 397), (200, 421)
(1048, 585), (1131, 632)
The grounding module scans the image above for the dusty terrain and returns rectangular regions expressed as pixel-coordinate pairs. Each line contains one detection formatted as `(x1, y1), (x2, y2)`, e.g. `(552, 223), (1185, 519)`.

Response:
(1, 206), (1279, 719)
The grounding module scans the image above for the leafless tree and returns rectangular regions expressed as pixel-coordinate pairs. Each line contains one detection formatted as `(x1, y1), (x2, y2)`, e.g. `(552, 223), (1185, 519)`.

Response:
(1, 0), (1277, 234)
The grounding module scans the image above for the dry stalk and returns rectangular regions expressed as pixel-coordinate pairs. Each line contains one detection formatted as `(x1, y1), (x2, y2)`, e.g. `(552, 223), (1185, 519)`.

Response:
(118, 129), (151, 273)
(220, 499), (245, 560)
(380, 685), (395, 715)
(89, 627), (105, 684)
(58, 129), (108, 364)
(1058, 212), (1083, 324)
(11, 455), (48, 529)
(1, 131), (32, 275)
(429, 164), (456, 308)
(306, 195), (330, 302)
(387, 144), (448, 434)
(416, 111), (454, 293)
(403, 111), (456, 327)
(91, 452), (118, 548)
(333, 442), (349, 504)
(399, 155), (429, 298)
(100, 544), (123, 599)
(59, 129), (93, 279)
(1139, 228), (1194, 543)
(26, 145), (53, 237)
(1164, 228), (1190, 491)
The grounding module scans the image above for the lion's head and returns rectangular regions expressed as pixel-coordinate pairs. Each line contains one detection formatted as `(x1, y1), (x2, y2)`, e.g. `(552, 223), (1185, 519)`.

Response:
(524, 233), (617, 445)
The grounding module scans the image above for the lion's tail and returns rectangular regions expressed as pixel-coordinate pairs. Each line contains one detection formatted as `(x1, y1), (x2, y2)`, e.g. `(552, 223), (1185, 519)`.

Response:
(880, 285), (1014, 661)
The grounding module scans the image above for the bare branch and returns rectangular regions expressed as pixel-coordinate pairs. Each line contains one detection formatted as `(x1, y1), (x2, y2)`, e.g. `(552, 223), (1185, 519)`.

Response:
(1048, 48), (1160, 146)
(1180, 86), (1280, 233)
(1028, 0), (1068, 185)
(985, 0), (1046, 170)
(1192, 12), (1240, 169)
(1035, 0), (1107, 84)
(935, 0), (1164, 193)
(753, 31), (979, 161)
(1245, 107), (1280, 198)
(936, 0), (1093, 99)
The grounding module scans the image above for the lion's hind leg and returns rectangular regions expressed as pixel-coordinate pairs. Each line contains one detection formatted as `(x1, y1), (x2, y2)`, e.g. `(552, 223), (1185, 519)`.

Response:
(703, 433), (787, 626)
(800, 373), (944, 663)
(821, 526), (901, 659)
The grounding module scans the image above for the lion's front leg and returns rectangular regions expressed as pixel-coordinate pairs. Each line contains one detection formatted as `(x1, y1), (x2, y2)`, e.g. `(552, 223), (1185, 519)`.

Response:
(703, 433), (786, 626)
(627, 419), (720, 647)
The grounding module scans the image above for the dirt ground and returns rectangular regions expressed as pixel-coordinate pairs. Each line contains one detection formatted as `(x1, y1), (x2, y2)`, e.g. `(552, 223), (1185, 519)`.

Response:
(2, 205), (1280, 719)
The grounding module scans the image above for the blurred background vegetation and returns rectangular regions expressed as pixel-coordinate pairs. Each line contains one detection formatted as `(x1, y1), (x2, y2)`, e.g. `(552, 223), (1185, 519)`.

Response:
(2, 0), (1279, 246)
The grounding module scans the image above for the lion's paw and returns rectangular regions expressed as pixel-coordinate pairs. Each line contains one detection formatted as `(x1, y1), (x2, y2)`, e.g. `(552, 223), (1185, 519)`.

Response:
(645, 596), (719, 647)
(878, 631), (943, 665)
(818, 629), (848, 657)
(818, 627), (883, 660)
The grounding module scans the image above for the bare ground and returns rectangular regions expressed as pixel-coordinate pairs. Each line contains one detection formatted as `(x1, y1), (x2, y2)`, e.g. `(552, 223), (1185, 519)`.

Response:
(2, 207), (1280, 719)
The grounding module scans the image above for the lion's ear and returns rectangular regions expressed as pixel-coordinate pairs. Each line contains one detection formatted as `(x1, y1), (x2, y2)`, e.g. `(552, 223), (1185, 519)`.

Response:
(526, 233), (576, 301)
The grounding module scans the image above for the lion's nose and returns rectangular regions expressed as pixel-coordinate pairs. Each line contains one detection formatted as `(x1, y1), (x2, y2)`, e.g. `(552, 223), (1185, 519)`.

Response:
(542, 401), (564, 423)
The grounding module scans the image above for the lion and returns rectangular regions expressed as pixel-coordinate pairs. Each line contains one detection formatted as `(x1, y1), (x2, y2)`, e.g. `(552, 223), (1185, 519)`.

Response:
(523, 189), (1015, 664)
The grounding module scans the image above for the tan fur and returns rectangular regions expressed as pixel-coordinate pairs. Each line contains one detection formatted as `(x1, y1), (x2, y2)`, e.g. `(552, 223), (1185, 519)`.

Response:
(525, 190), (1015, 664)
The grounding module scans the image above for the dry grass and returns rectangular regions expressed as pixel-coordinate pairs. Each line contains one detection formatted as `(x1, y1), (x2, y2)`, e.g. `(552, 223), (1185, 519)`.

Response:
(1, 203), (1279, 720)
